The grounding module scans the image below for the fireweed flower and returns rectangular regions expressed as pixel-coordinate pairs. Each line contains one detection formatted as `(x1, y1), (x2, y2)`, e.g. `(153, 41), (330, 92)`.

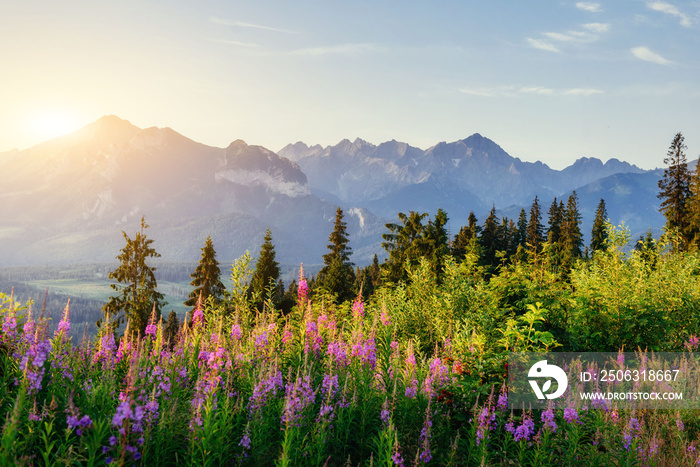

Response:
(192, 308), (205, 328)
(497, 386), (508, 412)
(405, 379), (418, 399)
(2, 314), (17, 340)
(321, 373), (339, 399)
(476, 405), (496, 446)
(297, 264), (308, 303)
(352, 300), (364, 319)
(686, 335), (700, 351)
(563, 407), (582, 425)
(380, 399), (391, 427)
(249, 371), (284, 413)
(327, 341), (348, 366)
(281, 374), (315, 426)
(677, 417), (685, 431)
(418, 416), (433, 463)
(56, 303), (70, 335)
(282, 326), (294, 346)
(231, 324), (242, 340)
(623, 417), (641, 450)
(513, 414), (535, 442)
(542, 408), (557, 432)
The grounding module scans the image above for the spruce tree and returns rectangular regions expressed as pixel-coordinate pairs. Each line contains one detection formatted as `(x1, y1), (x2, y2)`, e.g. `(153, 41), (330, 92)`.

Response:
(103, 216), (164, 334)
(516, 208), (528, 248)
(164, 310), (180, 347)
(658, 132), (691, 247)
(591, 198), (608, 252)
(250, 228), (281, 309)
(479, 206), (500, 267)
(687, 161), (700, 247)
(451, 212), (480, 260)
(424, 208), (450, 282)
(382, 211), (428, 283)
(526, 196), (544, 254)
(562, 192), (583, 260)
(318, 207), (355, 302)
(547, 198), (564, 245)
(185, 235), (226, 310)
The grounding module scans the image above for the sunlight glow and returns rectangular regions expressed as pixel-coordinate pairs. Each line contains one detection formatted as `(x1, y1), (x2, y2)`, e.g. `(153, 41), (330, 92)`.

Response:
(30, 111), (80, 142)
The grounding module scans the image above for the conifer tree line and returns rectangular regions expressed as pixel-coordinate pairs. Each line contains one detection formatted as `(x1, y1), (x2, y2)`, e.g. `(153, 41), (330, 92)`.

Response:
(657, 132), (700, 249)
(99, 131), (699, 337)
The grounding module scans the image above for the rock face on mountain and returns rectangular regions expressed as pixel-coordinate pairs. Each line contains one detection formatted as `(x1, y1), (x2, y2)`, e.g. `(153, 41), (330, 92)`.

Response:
(279, 133), (645, 218)
(0, 116), (381, 266)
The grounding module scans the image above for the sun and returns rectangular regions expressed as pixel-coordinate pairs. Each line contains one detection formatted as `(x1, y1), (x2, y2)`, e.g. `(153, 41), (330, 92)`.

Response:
(30, 110), (81, 142)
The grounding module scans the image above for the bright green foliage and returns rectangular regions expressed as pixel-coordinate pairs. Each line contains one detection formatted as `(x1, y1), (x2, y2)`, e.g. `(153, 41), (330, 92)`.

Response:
(658, 132), (692, 248)
(103, 216), (164, 334)
(185, 235), (226, 310)
(249, 228), (281, 310)
(590, 198), (608, 253)
(317, 208), (355, 302)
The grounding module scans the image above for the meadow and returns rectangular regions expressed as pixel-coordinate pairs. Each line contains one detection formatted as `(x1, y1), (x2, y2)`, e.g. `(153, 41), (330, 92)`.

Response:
(1, 225), (700, 466)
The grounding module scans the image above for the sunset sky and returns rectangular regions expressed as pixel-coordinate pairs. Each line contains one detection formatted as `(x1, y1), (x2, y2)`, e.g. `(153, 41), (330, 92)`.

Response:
(1, 0), (699, 169)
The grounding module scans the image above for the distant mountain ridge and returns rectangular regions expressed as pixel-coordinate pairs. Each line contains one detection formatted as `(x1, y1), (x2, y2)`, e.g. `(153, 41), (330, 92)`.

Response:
(278, 133), (645, 217)
(0, 115), (668, 266)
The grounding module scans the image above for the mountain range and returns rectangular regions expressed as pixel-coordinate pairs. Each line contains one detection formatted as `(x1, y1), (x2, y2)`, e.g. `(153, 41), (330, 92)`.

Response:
(0, 115), (675, 266)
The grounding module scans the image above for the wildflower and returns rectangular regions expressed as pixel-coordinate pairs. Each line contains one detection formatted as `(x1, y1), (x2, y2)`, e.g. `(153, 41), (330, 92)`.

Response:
(686, 335), (700, 351)
(380, 310), (391, 326)
(405, 379), (418, 399)
(476, 405), (495, 446)
(497, 386), (508, 412)
(418, 417), (433, 463)
(677, 417), (685, 431)
(192, 307), (204, 328)
(112, 401), (133, 427)
(513, 414), (535, 442)
(623, 417), (641, 450)
(239, 433), (251, 450)
(321, 373), (339, 398)
(541, 408), (557, 433)
(352, 300), (364, 319)
(381, 399), (391, 426)
(281, 374), (315, 425)
(392, 449), (405, 466)
(563, 407), (581, 425)
(298, 264), (308, 303)
(56, 302), (71, 335)
(231, 324), (242, 340)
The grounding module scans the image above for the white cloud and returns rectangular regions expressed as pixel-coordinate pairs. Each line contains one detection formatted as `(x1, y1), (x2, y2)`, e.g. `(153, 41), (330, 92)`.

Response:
(544, 32), (576, 42)
(526, 38), (560, 52)
(576, 2), (603, 13)
(289, 43), (382, 56)
(583, 23), (610, 33)
(646, 2), (693, 27)
(631, 46), (673, 65)
(209, 16), (300, 34)
(211, 39), (261, 48)
(459, 85), (603, 98)
(565, 88), (604, 96)
(520, 86), (556, 95)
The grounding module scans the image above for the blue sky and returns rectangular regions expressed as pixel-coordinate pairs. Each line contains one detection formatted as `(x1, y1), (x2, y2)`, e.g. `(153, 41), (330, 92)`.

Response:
(1, 0), (699, 169)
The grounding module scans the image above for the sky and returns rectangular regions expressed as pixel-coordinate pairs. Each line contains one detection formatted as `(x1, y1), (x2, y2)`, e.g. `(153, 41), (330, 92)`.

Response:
(1, 0), (699, 170)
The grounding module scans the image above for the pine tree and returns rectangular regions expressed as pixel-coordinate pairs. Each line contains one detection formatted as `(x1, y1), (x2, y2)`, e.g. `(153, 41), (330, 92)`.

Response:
(424, 208), (450, 282)
(103, 216), (164, 334)
(318, 207), (355, 302)
(516, 208), (528, 248)
(250, 228), (281, 310)
(185, 235), (226, 310)
(163, 310), (180, 347)
(590, 198), (608, 252)
(451, 212), (480, 260)
(479, 206), (500, 268)
(382, 211), (428, 283)
(562, 192), (583, 260)
(526, 196), (544, 254)
(687, 161), (700, 247)
(658, 132), (692, 247)
(547, 198), (564, 245)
